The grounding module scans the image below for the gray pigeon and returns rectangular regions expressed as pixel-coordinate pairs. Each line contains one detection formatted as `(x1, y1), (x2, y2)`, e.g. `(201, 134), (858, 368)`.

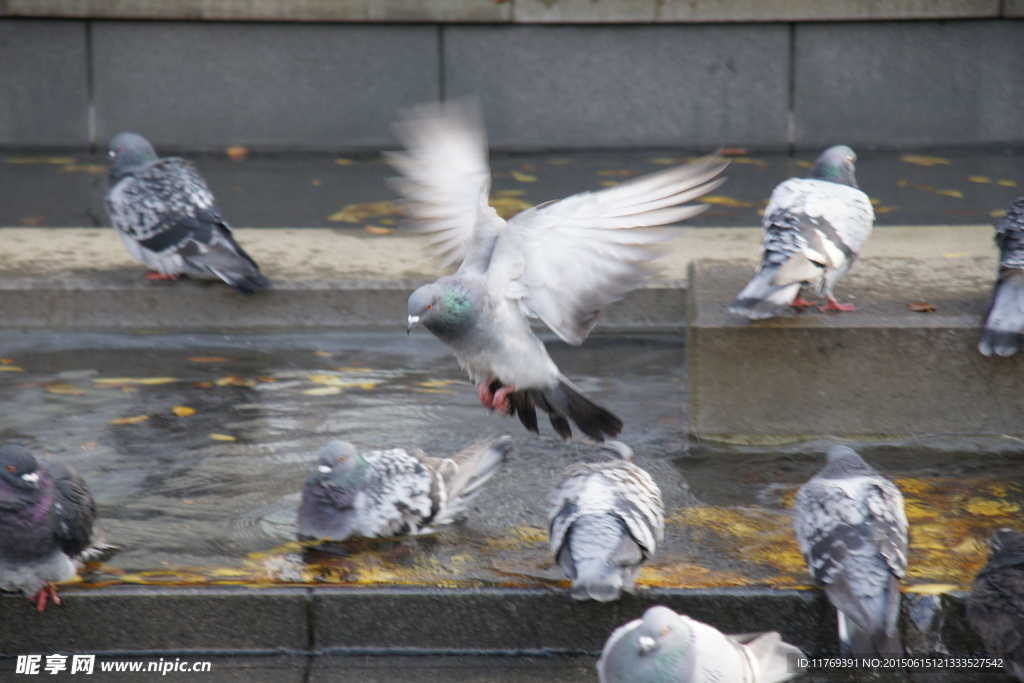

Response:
(0, 445), (97, 612)
(979, 197), (1024, 357)
(792, 445), (907, 657)
(390, 101), (725, 441)
(105, 132), (270, 294)
(297, 436), (512, 541)
(966, 528), (1024, 680)
(597, 605), (804, 683)
(730, 145), (874, 319)
(547, 441), (664, 602)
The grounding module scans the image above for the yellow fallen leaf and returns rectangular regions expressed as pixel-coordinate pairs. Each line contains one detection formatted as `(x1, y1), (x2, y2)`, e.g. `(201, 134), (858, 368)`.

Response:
(225, 146), (249, 161)
(0, 366), (24, 372)
(336, 366), (373, 373)
(904, 584), (961, 595)
(935, 189), (963, 199)
(110, 415), (149, 425)
(58, 164), (106, 174)
(900, 154), (951, 167)
(93, 377), (177, 385)
(314, 350), (332, 357)
(189, 356), (230, 363)
(363, 225), (392, 235)
(725, 156), (768, 168)
(997, 179), (1018, 187)
(417, 380), (457, 387)
(510, 170), (536, 182)
(209, 433), (236, 441)
(327, 201), (399, 223)
(702, 195), (755, 208)
(6, 156), (76, 164)
(257, 376), (276, 383)
(1, 358), (15, 364)
(334, 158), (353, 165)
(968, 175), (992, 184)
(874, 206), (899, 214)
(489, 196), (532, 219)
(215, 375), (256, 387)
(172, 406), (196, 417)
(46, 384), (86, 395)
(494, 189), (525, 196)
(991, 209), (1007, 218)
(599, 180), (619, 187)
(417, 388), (456, 394)
(304, 386), (342, 396)
(965, 498), (1019, 516)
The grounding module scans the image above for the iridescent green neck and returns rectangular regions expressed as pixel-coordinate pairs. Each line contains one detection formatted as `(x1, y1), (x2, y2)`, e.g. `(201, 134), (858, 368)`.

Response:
(425, 281), (480, 341)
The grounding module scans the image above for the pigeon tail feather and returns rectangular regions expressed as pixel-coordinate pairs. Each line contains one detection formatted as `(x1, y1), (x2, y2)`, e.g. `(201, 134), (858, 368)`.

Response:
(570, 557), (625, 602)
(499, 379), (622, 442)
(729, 265), (802, 320)
(430, 437), (513, 526)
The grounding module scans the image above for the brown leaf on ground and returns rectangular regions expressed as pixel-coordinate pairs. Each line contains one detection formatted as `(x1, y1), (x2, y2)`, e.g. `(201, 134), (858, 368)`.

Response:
(908, 301), (937, 313)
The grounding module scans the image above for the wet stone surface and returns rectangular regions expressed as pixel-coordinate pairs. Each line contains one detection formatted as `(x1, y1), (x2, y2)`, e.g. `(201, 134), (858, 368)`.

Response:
(0, 331), (1022, 599)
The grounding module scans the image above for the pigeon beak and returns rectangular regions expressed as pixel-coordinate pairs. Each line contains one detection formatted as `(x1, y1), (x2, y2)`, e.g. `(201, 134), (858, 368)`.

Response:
(21, 471), (39, 486)
(637, 635), (656, 654)
(407, 315), (420, 334)
(317, 465), (332, 474)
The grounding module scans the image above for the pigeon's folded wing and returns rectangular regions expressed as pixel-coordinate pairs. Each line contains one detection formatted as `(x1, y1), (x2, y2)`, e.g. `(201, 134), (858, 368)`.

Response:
(488, 154), (726, 345)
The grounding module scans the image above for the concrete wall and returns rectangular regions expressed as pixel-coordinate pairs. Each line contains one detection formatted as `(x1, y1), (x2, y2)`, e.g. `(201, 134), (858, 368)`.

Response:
(1, 13), (1022, 151)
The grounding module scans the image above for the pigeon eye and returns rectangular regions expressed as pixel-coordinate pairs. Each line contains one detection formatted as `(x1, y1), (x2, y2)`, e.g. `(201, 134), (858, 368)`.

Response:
(5, 465), (14, 473)
(426, 304), (433, 311)
(661, 626), (670, 635)
(337, 456), (346, 463)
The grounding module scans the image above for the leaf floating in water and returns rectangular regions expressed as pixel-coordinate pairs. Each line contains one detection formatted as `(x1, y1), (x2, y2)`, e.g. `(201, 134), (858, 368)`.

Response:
(6, 156), (76, 164)
(935, 188), (963, 199)
(991, 209), (1007, 218)
(510, 170), (537, 182)
(908, 301), (937, 313)
(335, 366), (373, 373)
(0, 366), (24, 372)
(314, 350), (332, 357)
(215, 375), (257, 387)
(189, 356), (230, 363)
(489, 196), (532, 219)
(225, 145), (249, 161)
(110, 415), (149, 425)
(334, 157), (354, 166)
(417, 388), (456, 394)
(997, 179), (1018, 187)
(304, 386), (342, 396)
(968, 175), (992, 184)
(46, 384), (87, 395)
(93, 377), (177, 386)
(416, 380), (457, 387)
(172, 406), (196, 417)
(904, 583), (961, 595)
(209, 433), (237, 442)
(900, 154), (951, 167)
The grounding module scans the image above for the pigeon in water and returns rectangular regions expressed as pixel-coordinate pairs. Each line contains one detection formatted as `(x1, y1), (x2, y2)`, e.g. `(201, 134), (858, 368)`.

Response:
(547, 441), (664, 602)
(105, 132), (270, 294)
(390, 101), (725, 441)
(730, 145), (874, 319)
(297, 436), (513, 541)
(0, 445), (99, 612)
(978, 197), (1024, 357)
(791, 445), (907, 657)
(597, 605), (804, 683)
(966, 528), (1024, 680)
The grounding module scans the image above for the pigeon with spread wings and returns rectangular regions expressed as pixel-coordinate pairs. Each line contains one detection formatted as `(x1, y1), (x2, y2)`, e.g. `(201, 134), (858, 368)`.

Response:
(391, 101), (725, 441)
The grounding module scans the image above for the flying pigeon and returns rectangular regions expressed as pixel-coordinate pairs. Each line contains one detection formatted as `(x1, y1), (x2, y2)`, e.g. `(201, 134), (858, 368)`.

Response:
(966, 528), (1024, 680)
(547, 441), (664, 602)
(597, 605), (804, 683)
(297, 436), (513, 541)
(391, 101), (725, 441)
(978, 197), (1024, 357)
(791, 445), (907, 657)
(729, 145), (874, 319)
(0, 445), (98, 612)
(105, 132), (270, 294)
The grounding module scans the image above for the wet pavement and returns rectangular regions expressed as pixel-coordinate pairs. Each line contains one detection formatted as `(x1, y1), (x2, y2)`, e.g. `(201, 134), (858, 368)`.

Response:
(0, 331), (1021, 594)
(0, 146), (1021, 230)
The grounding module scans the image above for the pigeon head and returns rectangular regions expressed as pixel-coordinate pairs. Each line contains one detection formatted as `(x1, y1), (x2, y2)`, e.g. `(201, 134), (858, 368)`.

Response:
(108, 132), (158, 171)
(821, 444), (875, 478)
(809, 145), (859, 189)
(635, 606), (689, 656)
(313, 441), (367, 487)
(990, 528), (1024, 557)
(588, 441), (634, 464)
(407, 279), (481, 341)
(0, 444), (42, 492)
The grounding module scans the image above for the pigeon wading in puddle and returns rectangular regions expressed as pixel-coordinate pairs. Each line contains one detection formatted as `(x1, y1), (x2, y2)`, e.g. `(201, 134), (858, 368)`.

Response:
(391, 101), (725, 441)
(730, 145), (874, 320)
(105, 132), (270, 294)
(0, 445), (103, 612)
(297, 436), (513, 541)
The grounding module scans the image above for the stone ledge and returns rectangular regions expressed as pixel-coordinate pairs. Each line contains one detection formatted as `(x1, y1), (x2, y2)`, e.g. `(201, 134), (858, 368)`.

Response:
(0, 0), (1007, 23)
(687, 257), (1023, 441)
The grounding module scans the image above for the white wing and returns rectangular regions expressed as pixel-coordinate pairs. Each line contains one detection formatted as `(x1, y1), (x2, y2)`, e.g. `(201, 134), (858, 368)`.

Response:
(385, 100), (505, 274)
(487, 154), (726, 345)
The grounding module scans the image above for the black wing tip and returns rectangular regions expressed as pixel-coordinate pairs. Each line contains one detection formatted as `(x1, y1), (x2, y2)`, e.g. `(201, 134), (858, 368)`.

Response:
(979, 330), (1022, 357)
(226, 273), (272, 295)
(729, 297), (791, 320)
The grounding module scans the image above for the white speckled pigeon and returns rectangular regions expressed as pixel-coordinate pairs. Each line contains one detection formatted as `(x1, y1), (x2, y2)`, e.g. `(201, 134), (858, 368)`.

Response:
(730, 145), (874, 319)
(979, 198), (1024, 357)
(966, 528), (1024, 680)
(597, 605), (804, 683)
(547, 441), (664, 602)
(792, 445), (907, 657)
(105, 132), (270, 294)
(390, 101), (725, 441)
(297, 436), (513, 541)
(0, 445), (98, 612)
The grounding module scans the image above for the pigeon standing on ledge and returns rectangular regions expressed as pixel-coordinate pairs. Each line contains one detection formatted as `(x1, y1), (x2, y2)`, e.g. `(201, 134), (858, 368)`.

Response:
(792, 445), (907, 657)
(730, 145), (874, 320)
(547, 441), (664, 602)
(979, 197), (1024, 357)
(105, 132), (270, 295)
(391, 101), (726, 441)
(297, 436), (513, 541)
(597, 605), (804, 683)
(0, 445), (99, 612)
